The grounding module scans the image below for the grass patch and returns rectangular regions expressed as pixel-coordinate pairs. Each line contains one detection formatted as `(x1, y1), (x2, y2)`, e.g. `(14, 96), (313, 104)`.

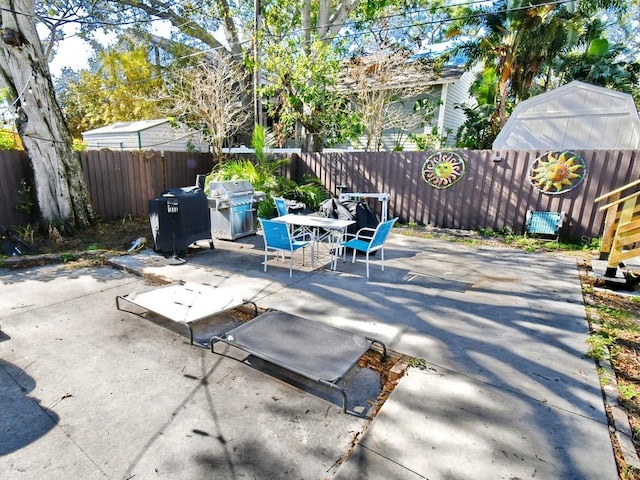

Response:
(582, 266), (640, 479)
(586, 328), (617, 362)
(395, 223), (595, 255)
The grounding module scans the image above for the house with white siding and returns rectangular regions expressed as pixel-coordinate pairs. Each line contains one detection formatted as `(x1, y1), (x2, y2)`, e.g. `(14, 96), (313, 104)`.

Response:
(334, 48), (478, 151)
(81, 119), (211, 152)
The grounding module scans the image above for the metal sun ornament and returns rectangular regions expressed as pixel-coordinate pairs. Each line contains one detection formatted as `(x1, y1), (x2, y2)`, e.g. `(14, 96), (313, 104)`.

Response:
(528, 151), (586, 195)
(422, 151), (466, 189)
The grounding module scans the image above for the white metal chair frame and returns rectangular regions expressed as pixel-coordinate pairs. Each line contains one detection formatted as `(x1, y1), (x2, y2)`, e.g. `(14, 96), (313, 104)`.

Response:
(339, 217), (398, 278)
(273, 196), (290, 217)
(259, 218), (314, 277)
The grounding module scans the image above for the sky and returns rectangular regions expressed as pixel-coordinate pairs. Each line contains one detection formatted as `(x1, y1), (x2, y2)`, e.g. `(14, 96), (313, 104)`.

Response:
(46, 20), (172, 78)
(49, 35), (93, 77)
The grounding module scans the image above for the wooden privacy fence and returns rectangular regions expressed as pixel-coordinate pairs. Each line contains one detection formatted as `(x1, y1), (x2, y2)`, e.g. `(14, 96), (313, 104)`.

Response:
(79, 150), (214, 221)
(1, 148), (639, 242)
(0, 150), (33, 226)
(0, 150), (214, 225)
(292, 150), (640, 242)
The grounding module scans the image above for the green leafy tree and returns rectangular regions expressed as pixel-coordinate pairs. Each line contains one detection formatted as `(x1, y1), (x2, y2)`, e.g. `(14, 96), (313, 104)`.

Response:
(448, 0), (580, 130)
(58, 38), (167, 137)
(41, 0), (428, 152)
(447, 0), (634, 145)
(552, 18), (640, 97)
(0, 128), (23, 150)
(454, 67), (503, 149)
(454, 103), (497, 149)
(566, 39), (639, 93)
(259, 38), (359, 152)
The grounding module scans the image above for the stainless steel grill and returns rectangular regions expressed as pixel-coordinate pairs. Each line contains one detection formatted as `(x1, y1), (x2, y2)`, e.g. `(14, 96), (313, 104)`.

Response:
(208, 180), (266, 240)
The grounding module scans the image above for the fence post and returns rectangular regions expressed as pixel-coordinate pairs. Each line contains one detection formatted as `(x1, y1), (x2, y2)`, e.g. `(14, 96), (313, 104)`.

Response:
(289, 153), (300, 183)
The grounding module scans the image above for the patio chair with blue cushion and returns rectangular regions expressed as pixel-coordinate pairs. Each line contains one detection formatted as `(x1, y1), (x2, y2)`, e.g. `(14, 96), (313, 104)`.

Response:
(525, 211), (565, 241)
(274, 196), (308, 239)
(259, 218), (313, 277)
(273, 197), (289, 217)
(338, 217), (398, 278)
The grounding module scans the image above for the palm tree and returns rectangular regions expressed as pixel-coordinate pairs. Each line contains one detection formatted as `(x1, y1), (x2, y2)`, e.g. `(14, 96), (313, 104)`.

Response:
(553, 18), (639, 95)
(449, 0), (582, 129)
(205, 125), (330, 217)
(447, 0), (630, 133)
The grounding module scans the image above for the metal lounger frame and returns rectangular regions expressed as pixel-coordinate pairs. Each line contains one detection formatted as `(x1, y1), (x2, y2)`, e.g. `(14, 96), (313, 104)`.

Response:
(210, 309), (387, 413)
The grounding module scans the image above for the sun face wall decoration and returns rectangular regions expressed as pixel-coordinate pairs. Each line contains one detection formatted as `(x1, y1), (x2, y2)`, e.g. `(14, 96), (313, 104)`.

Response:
(422, 151), (466, 189)
(528, 151), (586, 195)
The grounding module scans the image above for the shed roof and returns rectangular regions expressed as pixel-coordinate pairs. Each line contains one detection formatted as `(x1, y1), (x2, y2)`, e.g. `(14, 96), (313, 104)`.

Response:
(82, 119), (169, 135)
(81, 119), (210, 152)
(493, 81), (640, 150)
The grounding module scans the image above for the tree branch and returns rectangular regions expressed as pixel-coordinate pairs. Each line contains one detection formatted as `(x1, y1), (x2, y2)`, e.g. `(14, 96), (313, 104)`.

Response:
(118, 0), (227, 52)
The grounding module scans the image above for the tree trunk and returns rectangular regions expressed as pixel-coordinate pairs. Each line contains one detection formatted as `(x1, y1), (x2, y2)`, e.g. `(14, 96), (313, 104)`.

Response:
(302, 0), (311, 49)
(317, 0), (330, 39)
(0, 0), (96, 232)
(300, 132), (323, 153)
(496, 75), (509, 128)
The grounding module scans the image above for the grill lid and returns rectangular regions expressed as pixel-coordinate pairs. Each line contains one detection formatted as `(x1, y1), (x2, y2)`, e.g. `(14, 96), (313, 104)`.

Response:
(208, 180), (255, 198)
(208, 180), (266, 210)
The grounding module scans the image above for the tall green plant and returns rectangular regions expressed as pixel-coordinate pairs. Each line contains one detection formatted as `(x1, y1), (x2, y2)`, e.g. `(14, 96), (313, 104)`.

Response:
(252, 123), (271, 164)
(260, 38), (359, 152)
(205, 125), (329, 217)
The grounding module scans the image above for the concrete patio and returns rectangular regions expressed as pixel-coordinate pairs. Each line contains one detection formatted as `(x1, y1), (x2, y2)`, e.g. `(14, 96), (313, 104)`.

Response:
(0, 232), (619, 479)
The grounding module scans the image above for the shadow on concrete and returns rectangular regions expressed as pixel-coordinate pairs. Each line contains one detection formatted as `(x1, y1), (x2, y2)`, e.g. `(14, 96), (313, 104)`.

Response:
(0, 328), (10, 342)
(0, 359), (59, 455)
(180, 235), (605, 478)
(214, 351), (382, 418)
(0, 264), (130, 285)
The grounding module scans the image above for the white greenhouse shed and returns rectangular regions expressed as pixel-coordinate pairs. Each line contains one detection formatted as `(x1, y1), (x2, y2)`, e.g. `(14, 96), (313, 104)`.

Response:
(493, 81), (640, 150)
(82, 119), (210, 152)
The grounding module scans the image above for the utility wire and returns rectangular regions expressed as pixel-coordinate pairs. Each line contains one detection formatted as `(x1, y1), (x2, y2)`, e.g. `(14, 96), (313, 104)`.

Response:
(282, 0), (580, 43)
(0, 0), (591, 72)
(1, 0), (579, 38)
(0, 0), (608, 130)
(52, 0), (582, 94)
(0, 73), (33, 121)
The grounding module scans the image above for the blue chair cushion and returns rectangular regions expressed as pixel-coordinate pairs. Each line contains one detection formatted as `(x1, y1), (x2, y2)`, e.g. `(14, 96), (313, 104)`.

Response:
(342, 238), (371, 252)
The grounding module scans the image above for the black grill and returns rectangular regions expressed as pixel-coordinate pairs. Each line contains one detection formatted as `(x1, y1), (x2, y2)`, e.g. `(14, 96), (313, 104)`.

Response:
(149, 187), (213, 256)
